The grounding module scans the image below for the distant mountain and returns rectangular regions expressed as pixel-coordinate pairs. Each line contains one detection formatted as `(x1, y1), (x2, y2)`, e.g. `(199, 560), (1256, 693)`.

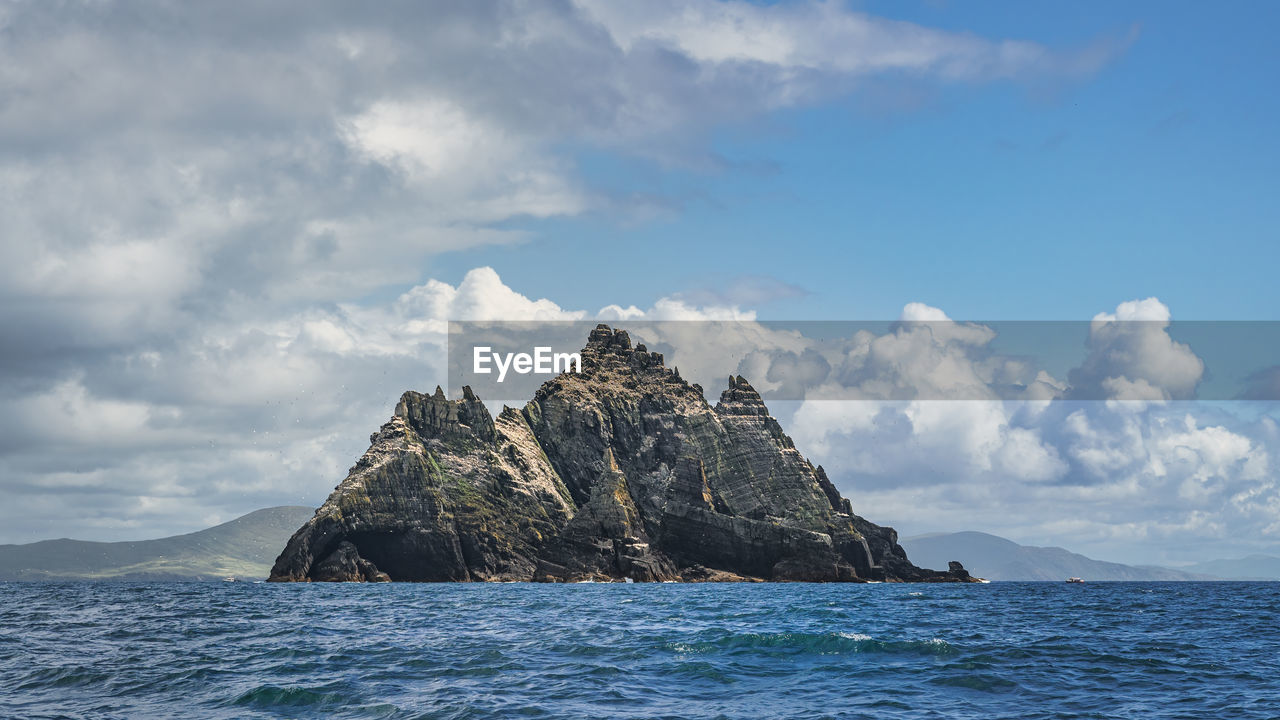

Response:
(901, 531), (1218, 582)
(1181, 554), (1280, 580)
(0, 506), (315, 581)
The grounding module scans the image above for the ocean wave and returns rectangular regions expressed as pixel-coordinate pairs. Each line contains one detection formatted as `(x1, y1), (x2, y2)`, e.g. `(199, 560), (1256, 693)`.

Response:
(3, 581), (1278, 719)
(667, 631), (959, 657)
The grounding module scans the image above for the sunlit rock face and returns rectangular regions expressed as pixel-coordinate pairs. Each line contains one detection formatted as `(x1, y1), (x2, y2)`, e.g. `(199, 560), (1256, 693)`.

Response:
(270, 325), (971, 583)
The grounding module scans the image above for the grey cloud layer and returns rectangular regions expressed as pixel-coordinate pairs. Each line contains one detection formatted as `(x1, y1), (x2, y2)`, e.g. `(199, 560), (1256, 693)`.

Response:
(0, 1), (1130, 542)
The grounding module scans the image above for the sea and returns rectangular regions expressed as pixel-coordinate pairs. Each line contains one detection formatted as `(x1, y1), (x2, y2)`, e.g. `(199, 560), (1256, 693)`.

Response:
(2, 581), (1277, 719)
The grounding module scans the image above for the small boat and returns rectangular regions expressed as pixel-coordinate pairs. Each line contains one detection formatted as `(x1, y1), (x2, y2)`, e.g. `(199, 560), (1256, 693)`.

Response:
(222, 576), (237, 582)
(1066, 577), (1084, 583)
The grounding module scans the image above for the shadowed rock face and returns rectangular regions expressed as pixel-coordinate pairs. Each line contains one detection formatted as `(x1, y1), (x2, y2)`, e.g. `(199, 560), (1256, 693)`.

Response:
(270, 325), (974, 583)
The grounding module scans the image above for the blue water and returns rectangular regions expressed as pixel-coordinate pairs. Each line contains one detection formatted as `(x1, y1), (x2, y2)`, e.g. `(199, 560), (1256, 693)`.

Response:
(3, 582), (1277, 719)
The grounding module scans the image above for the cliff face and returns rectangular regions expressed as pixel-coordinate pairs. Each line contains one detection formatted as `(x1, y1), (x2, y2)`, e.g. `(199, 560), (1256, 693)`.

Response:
(270, 325), (973, 583)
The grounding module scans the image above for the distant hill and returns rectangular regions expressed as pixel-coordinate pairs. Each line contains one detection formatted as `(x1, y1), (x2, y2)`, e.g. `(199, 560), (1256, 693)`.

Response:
(1182, 554), (1280, 580)
(902, 531), (1218, 582)
(0, 506), (314, 581)
(11, 511), (1275, 583)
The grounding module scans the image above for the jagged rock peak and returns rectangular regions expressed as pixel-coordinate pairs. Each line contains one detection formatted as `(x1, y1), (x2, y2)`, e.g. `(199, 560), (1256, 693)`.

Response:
(583, 324), (665, 370)
(715, 374), (769, 417)
(395, 385), (495, 443)
(587, 323), (630, 350)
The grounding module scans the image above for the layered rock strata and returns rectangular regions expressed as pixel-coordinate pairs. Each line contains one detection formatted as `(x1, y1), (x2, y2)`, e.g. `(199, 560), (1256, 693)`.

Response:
(270, 325), (975, 583)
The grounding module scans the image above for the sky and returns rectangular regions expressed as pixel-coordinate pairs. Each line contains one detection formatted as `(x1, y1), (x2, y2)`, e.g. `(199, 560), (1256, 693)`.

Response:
(1, 0), (1278, 566)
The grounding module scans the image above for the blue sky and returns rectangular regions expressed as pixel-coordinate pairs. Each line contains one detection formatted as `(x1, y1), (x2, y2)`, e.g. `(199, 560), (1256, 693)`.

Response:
(435, 1), (1279, 320)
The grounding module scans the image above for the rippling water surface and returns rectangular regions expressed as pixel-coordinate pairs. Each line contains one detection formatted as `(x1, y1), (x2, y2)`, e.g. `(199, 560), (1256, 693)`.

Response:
(3, 581), (1277, 719)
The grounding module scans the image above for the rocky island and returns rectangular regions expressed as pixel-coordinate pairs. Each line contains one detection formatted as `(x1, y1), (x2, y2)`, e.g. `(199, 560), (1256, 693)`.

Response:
(270, 325), (975, 583)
